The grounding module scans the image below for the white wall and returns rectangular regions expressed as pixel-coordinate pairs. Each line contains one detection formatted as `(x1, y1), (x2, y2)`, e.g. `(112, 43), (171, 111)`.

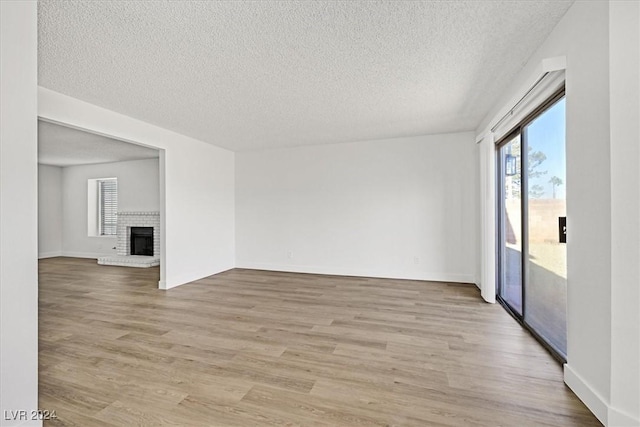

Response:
(236, 133), (477, 283)
(550, 4), (613, 416)
(609, 1), (640, 424)
(0, 2), (40, 426)
(61, 158), (159, 258)
(38, 88), (235, 290)
(162, 140), (235, 288)
(38, 164), (63, 258)
(477, 1), (639, 425)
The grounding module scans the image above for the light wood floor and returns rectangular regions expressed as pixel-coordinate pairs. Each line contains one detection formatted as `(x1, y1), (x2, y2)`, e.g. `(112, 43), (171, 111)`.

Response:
(39, 257), (600, 426)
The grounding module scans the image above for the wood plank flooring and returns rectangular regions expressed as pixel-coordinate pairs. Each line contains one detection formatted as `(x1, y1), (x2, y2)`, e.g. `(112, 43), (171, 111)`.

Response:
(38, 257), (601, 426)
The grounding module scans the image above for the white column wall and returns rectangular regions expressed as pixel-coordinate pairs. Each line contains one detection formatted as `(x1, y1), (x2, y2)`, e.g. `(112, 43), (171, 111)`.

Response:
(0, 2), (40, 426)
(609, 1), (640, 424)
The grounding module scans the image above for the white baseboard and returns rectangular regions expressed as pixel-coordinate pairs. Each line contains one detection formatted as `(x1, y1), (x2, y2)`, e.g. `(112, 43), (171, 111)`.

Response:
(607, 407), (640, 427)
(60, 251), (112, 260)
(162, 265), (234, 290)
(564, 364), (640, 426)
(38, 251), (62, 259)
(235, 261), (475, 284)
(564, 364), (609, 425)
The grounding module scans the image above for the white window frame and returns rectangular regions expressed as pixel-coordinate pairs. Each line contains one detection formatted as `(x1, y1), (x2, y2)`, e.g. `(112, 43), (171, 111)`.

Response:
(98, 178), (118, 236)
(88, 177), (118, 237)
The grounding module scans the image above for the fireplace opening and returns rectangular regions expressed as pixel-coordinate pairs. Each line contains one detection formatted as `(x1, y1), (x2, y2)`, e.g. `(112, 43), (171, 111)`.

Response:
(130, 227), (154, 256)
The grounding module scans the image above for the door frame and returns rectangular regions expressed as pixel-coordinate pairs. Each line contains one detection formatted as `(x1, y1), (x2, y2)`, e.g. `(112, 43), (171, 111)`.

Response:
(495, 87), (567, 362)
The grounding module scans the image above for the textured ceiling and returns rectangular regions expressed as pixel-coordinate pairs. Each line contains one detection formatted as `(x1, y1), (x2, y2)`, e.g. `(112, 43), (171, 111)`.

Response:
(38, 1), (573, 152)
(38, 121), (159, 167)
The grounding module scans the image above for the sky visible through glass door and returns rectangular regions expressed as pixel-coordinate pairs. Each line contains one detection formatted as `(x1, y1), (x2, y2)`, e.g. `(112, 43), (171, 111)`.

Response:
(526, 98), (566, 199)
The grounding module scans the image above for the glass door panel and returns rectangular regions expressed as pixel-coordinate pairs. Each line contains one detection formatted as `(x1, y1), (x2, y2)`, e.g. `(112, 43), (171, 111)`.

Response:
(498, 135), (523, 315)
(523, 98), (567, 357)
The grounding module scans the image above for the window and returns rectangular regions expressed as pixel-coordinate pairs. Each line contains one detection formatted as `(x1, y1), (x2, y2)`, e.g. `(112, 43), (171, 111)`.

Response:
(97, 178), (118, 236)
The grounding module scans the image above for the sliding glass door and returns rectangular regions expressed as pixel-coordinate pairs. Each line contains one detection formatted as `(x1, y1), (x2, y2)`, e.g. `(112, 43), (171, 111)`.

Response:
(523, 98), (567, 355)
(498, 134), (523, 315)
(497, 92), (567, 359)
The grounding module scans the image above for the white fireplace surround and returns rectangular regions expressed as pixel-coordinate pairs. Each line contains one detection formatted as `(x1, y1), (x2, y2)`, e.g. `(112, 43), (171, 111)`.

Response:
(98, 211), (160, 268)
(116, 211), (160, 256)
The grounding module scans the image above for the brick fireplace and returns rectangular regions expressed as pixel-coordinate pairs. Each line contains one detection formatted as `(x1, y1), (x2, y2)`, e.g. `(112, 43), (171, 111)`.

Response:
(116, 211), (160, 256)
(98, 211), (160, 268)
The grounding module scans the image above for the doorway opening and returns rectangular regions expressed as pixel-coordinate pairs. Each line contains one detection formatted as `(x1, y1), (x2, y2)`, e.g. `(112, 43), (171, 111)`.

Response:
(37, 119), (166, 286)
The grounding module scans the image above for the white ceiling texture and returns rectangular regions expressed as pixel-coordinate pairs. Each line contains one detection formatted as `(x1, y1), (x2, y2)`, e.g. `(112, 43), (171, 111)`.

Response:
(38, 1), (573, 152)
(38, 121), (159, 167)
